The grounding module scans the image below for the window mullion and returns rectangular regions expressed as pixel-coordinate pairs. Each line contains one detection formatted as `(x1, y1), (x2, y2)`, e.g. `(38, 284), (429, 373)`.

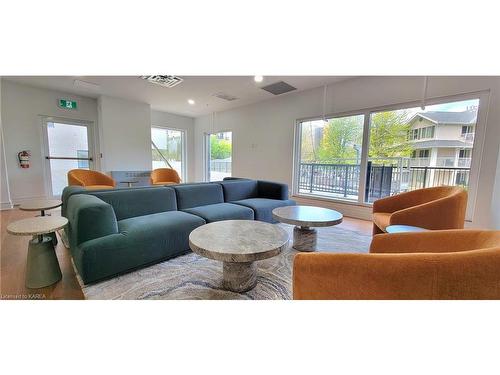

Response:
(358, 111), (371, 204)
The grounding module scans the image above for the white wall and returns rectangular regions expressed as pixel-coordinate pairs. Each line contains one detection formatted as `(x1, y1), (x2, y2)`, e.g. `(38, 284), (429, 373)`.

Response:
(0, 78), (13, 209)
(98, 96), (151, 172)
(1, 80), (98, 204)
(195, 76), (500, 229)
(151, 110), (195, 182)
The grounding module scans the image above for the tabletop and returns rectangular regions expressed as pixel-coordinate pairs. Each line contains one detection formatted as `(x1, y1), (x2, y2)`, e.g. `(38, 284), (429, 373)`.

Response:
(272, 205), (343, 227)
(19, 199), (62, 211)
(189, 220), (289, 262)
(7, 216), (68, 236)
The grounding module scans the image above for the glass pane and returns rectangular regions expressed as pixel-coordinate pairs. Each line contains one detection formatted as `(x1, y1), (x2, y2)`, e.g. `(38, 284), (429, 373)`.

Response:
(298, 115), (364, 201)
(151, 127), (184, 179)
(47, 122), (90, 197)
(365, 98), (479, 203)
(50, 159), (84, 196)
(47, 122), (89, 157)
(208, 131), (232, 181)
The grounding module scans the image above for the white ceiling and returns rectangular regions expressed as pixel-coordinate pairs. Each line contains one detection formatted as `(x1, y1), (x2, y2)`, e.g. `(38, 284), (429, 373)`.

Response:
(4, 76), (353, 117)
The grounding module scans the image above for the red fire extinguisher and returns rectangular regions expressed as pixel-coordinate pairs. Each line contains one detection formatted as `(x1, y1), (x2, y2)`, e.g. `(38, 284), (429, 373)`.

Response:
(18, 150), (31, 169)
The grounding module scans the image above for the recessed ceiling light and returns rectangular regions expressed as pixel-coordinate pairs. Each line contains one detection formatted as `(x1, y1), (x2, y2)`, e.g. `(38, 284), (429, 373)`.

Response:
(188, 99), (195, 105)
(254, 75), (264, 83)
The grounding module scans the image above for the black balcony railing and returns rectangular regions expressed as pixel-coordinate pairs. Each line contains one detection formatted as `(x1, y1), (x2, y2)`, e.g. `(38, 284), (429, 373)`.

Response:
(299, 162), (470, 201)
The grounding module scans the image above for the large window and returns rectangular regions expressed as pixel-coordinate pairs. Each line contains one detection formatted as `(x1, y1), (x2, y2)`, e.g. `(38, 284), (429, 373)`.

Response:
(297, 115), (364, 201)
(151, 127), (185, 180)
(205, 131), (232, 182)
(295, 97), (483, 216)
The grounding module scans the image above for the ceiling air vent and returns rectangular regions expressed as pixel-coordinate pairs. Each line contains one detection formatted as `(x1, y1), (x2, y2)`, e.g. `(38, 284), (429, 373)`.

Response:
(261, 81), (297, 95)
(213, 92), (239, 101)
(141, 75), (183, 88)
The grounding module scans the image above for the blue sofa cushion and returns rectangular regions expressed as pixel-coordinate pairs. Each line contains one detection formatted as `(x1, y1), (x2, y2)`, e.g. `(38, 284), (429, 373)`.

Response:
(173, 183), (224, 209)
(183, 203), (254, 223)
(75, 211), (205, 284)
(220, 180), (259, 201)
(91, 187), (177, 221)
(232, 198), (296, 223)
(257, 180), (289, 200)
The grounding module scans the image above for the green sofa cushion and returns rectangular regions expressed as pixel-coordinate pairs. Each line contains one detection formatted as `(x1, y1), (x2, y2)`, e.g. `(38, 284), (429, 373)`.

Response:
(91, 187), (177, 220)
(231, 198), (296, 223)
(173, 183), (224, 209)
(183, 203), (254, 223)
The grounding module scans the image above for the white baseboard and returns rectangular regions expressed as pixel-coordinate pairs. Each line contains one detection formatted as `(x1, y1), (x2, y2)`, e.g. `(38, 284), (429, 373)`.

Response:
(0, 201), (13, 210)
(292, 195), (372, 221)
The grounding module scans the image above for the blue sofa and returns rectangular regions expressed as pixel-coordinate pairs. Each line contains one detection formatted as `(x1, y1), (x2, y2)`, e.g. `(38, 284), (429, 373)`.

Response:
(63, 179), (295, 284)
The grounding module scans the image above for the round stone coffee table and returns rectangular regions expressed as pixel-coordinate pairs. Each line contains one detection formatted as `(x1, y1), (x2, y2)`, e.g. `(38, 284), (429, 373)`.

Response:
(189, 220), (289, 292)
(272, 206), (343, 252)
(7, 216), (68, 289)
(20, 199), (62, 245)
(20, 199), (62, 216)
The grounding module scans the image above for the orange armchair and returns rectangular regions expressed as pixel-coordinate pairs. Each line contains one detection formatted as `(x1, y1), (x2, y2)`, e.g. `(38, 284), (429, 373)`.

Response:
(372, 186), (467, 235)
(150, 168), (181, 185)
(67, 169), (116, 190)
(293, 230), (500, 300)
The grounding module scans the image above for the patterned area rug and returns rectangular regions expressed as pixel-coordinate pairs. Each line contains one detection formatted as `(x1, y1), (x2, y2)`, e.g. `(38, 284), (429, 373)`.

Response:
(80, 224), (371, 300)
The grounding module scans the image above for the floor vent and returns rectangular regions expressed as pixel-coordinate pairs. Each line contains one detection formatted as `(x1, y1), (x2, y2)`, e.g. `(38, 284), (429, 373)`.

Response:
(213, 92), (239, 101)
(261, 81), (297, 95)
(140, 75), (183, 88)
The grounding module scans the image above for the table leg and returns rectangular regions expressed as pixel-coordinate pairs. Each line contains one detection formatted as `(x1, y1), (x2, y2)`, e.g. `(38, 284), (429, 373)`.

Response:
(39, 209), (58, 246)
(293, 226), (317, 252)
(26, 236), (62, 289)
(222, 261), (257, 292)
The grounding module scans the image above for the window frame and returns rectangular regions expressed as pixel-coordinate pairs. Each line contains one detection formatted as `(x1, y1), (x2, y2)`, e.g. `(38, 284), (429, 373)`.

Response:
(151, 125), (187, 181)
(292, 90), (490, 221)
(204, 130), (233, 182)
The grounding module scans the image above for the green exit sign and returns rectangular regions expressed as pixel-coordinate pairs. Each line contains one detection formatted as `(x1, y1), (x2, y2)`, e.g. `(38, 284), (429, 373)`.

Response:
(58, 99), (77, 110)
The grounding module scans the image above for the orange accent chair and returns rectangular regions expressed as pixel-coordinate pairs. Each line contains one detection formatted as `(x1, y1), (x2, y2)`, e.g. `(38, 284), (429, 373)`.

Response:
(67, 169), (116, 190)
(293, 230), (500, 300)
(372, 186), (467, 235)
(150, 168), (181, 185)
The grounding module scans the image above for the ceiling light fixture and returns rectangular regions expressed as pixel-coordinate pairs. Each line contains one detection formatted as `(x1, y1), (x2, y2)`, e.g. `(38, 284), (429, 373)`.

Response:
(188, 99), (195, 105)
(254, 75), (264, 83)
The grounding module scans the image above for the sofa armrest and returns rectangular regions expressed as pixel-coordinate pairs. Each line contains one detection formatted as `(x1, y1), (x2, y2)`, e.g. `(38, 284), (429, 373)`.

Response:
(61, 185), (87, 218)
(293, 251), (500, 299)
(390, 193), (466, 230)
(370, 230), (487, 254)
(257, 180), (289, 200)
(66, 194), (119, 247)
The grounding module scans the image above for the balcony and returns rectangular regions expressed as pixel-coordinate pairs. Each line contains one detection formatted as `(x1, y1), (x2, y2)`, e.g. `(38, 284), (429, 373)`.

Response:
(298, 159), (470, 203)
(409, 157), (430, 167)
(436, 157), (455, 167)
(461, 133), (475, 142)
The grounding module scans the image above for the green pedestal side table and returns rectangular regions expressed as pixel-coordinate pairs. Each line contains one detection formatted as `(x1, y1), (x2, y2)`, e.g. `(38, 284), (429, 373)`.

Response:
(7, 216), (68, 289)
(20, 199), (62, 246)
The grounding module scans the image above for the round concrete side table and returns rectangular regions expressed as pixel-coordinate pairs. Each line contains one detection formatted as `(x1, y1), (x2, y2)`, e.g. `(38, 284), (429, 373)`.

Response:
(7, 216), (68, 289)
(272, 205), (343, 252)
(20, 199), (62, 246)
(189, 220), (289, 292)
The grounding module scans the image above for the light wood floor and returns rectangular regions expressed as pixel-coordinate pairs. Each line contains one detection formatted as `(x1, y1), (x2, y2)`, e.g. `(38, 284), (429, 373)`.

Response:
(1, 207), (372, 300)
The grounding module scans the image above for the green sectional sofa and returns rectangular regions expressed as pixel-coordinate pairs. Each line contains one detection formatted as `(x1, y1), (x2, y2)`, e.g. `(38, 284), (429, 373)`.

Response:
(63, 179), (295, 284)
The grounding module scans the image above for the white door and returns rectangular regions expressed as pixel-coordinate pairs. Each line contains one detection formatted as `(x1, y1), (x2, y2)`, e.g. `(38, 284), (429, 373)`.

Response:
(42, 119), (94, 197)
